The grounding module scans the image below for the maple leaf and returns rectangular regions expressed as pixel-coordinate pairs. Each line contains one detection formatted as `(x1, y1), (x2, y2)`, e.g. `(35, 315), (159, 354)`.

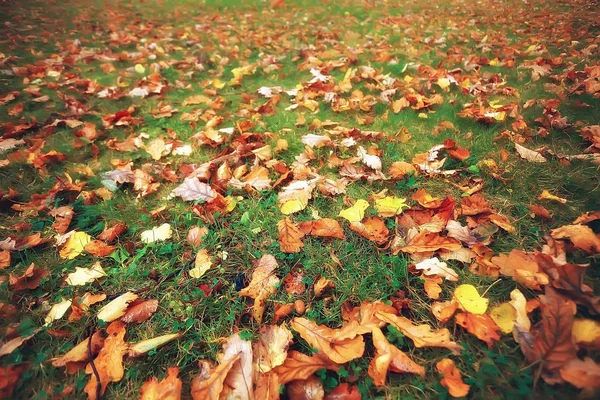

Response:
(517, 287), (577, 374)
(436, 358), (470, 398)
(368, 327), (425, 386)
(277, 217), (305, 253)
(239, 254), (280, 323)
(272, 350), (339, 384)
(375, 311), (462, 353)
(290, 317), (365, 364)
(170, 178), (217, 203)
(139, 367), (182, 400)
(84, 321), (129, 400)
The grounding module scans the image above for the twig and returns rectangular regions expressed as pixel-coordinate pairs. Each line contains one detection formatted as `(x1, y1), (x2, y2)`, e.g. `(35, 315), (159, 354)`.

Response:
(87, 325), (101, 400)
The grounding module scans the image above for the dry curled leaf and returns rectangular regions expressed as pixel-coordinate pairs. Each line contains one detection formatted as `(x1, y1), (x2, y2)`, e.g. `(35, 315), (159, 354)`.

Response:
(139, 367), (182, 400)
(436, 358), (470, 398)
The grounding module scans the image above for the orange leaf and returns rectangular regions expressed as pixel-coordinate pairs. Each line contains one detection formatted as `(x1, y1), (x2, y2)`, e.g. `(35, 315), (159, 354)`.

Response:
(253, 325), (293, 372)
(375, 311), (462, 353)
(139, 367), (182, 400)
(436, 358), (470, 398)
(368, 327), (425, 386)
(551, 224), (600, 254)
(325, 383), (361, 400)
(412, 188), (442, 209)
(290, 317), (365, 364)
(389, 161), (416, 180)
(239, 255), (280, 323)
(84, 321), (129, 400)
(277, 217), (305, 253)
(0, 250), (9, 269)
(191, 357), (240, 400)
(349, 217), (389, 244)
(431, 300), (459, 324)
(455, 312), (501, 348)
(448, 147), (470, 161)
(298, 218), (345, 239)
(255, 372), (279, 400)
(460, 193), (493, 216)
(423, 276), (443, 300)
(396, 230), (462, 254)
(491, 250), (549, 290)
(559, 358), (600, 392)
(273, 350), (339, 384)
(84, 240), (116, 257)
(0, 365), (24, 398)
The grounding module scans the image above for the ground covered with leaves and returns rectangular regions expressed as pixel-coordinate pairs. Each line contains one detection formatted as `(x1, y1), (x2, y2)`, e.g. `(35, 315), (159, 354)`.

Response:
(1, 0), (599, 398)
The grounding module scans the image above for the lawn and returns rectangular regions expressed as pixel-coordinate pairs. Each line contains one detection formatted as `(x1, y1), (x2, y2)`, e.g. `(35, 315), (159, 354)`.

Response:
(0, 0), (599, 398)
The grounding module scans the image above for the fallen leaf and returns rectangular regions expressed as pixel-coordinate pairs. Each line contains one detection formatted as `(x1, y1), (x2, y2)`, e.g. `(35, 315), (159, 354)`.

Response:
(572, 319), (600, 349)
(538, 190), (567, 204)
(60, 231), (92, 259)
(190, 249), (214, 278)
(455, 312), (501, 348)
(287, 375), (324, 400)
(515, 143), (546, 162)
(298, 218), (345, 239)
(278, 217), (305, 253)
(368, 327), (425, 386)
(171, 178), (217, 202)
(272, 350), (339, 384)
(254, 325), (293, 373)
(559, 358), (600, 393)
(375, 312), (462, 353)
(290, 317), (365, 364)
(325, 383), (361, 400)
(44, 298), (73, 326)
(436, 358), (470, 398)
(84, 321), (129, 400)
(349, 217), (389, 244)
(187, 226), (209, 247)
(65, 262), (107, 286)
(338, 199), (370, 223)
(139, 367), (182, 400)
(374, 196), (409, 217)
(412, 189), (442, 209)
(551, 224), (600, 254)
(431, 300), (459, 324)
(97, 292), (139, 322)
(128, 333), (182, 358)
(453, 284), (489, 315)
(121, 299), (159, 324)
(314, 277), (336, 297)
(239, 254), (280, 323)
(414, 257), (458, 281)
(141, 223), (172, 244)
(9, 263), (48, 291)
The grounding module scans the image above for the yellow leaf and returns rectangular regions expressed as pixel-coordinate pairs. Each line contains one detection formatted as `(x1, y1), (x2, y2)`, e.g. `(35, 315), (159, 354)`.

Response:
(128, 333), (182, 358)
(44, 298), (72, 326)
(374, 196), (409, 218)
(338, 199), (369, 223)
(572, 319), (600, 348)
(134, 64), (145, 74)
(538, 189), (567, 203)
(437, 78), (451, 89)
(453, 284), (489, 314)
(97, 292), (139, 322)
(190, 249), (213, 278)
(65, 262), (107, 286)
(212, 79), (225, 89)
(60, 231), (92, 260)
(141, 223), (172, 244)
(280, 198), (307, 215)
(489, 303), (517, 334)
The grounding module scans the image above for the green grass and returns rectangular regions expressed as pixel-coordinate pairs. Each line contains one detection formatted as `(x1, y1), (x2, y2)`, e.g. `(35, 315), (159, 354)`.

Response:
(0, 0), (599, 398)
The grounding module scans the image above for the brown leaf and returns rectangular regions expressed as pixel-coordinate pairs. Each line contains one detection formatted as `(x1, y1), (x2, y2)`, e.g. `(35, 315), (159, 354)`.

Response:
(278, 217), (305, 253)
(9, 263), (48, 291)
(559, 357), (600, 393)
(84, 321), (129, 400)
(0, 365), (24, 398)
(52, 331), (106, 371)
(298, 218), (345, 239)
(527, 204), (553, 220)
(436, 359), (470, 398)
(325, 383), (361, 400)
(290, 317), (365, 364)
(455, 312), (501, 348)
(349, 217), (389, 244)
(0, 250), (9, 269)
(283, 269), (306, 295)
(396, 231), (462, 254)
(460, 193), (493, 216)
(273, 351), (339, 384)
(491, 250), (549, 290)
(97, 222), (127, 243)
(287, 375), (324, 400)
(273, 303), (294, 323)
(551, 224), (600, 254)
(121, 299), (159, 324)
(314, 277), (336, 297)
(517, 287), (577, 374)
(139, 367), (182, 400)
(50, 206), (74, 234)
(431, 300), (459, 324)
(253, 325), (293, 373)
(255, 372), (279, 400)
(368, 327), (425, 386)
